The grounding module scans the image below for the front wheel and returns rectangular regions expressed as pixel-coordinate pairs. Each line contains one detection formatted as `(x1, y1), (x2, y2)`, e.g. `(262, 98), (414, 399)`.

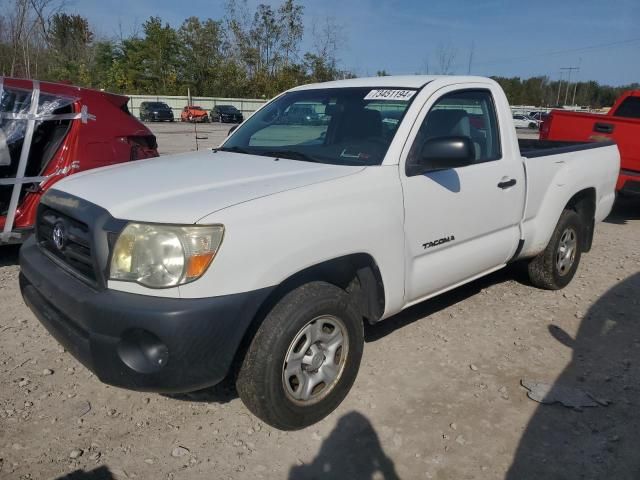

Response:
(528, 209), (583, 290)
(236, 281), (364, 430)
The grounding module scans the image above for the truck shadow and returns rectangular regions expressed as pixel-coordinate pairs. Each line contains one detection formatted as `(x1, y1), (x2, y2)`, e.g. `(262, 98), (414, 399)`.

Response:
(163, 374), (238, 403)
(506, 273), (640, 479)
(55, 466), (114, 479)
(174, 265), (529, 404)
(0, 244), (20, 266)
(365, 264), (527, 342)
(289, 411), (400, 480)
(604, 196), (640, 225)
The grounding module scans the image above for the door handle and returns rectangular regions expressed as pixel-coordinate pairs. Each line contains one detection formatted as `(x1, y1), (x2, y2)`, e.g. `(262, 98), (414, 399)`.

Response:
(593, 122), (614, 134)
(498, 178), (517, 189)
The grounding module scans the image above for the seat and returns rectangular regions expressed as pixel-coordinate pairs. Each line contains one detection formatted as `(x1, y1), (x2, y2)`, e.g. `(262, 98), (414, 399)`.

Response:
(338, 108), (383, 142)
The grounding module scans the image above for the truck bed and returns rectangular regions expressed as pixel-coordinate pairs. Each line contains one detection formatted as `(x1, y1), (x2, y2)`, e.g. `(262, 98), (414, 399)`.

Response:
(540, 106), (640, 193)
(518, 139), (615, 158)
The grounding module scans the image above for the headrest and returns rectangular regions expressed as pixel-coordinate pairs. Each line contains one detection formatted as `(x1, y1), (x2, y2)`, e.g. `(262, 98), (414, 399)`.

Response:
(424, 109), (471, 139)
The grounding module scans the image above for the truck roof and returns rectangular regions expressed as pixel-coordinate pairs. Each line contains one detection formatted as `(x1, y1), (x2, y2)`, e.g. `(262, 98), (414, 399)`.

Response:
(290, 75), (495, 91)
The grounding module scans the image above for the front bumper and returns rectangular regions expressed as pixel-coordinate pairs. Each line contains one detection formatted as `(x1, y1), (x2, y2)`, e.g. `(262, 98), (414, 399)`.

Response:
(220, 115), (243, 123)
(19, 237), (272, 393)
(151, 113), (173, 121)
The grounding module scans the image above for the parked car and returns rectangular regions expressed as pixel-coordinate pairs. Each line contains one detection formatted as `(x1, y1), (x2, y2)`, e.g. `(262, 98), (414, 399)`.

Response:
(529, 111), (548, 122)
(180, 106), (209, 123)
(282, 104), (321, 125)
(540, 89), (640, 195)
(512, 114), (538, 129)
(211, 105), (244, 123)
(20, 76), (619, 430)
(139, 101), (174, 122)
(0, 77), (158, 245)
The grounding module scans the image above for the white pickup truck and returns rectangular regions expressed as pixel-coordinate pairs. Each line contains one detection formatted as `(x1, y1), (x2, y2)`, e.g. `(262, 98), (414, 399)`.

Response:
(19, 76), (619, 430)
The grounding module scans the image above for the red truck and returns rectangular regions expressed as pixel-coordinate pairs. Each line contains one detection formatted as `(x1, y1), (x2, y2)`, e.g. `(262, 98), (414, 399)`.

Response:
(540, 90), (640, 196)
(1, 78), (159, 244)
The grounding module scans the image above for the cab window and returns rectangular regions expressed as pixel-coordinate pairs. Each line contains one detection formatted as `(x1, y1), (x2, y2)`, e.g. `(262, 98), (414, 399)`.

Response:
(408, 89), (501, 166)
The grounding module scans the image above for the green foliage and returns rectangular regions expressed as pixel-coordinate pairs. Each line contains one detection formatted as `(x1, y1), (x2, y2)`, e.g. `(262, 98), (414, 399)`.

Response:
(491, 76), (638, 108)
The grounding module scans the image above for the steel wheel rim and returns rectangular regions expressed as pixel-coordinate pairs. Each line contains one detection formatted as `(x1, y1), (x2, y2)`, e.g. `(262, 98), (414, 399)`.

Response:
(282, 315), (349, 406)
(556, 227), (577, 276)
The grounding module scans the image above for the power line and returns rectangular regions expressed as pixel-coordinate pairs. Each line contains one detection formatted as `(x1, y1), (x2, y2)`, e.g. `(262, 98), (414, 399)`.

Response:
(470, 37), (640, 68)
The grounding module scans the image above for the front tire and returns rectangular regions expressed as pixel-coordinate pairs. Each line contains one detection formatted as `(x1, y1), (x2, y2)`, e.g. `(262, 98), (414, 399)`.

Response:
(528, 209), (583, 290)
(236, 282), (364, 430)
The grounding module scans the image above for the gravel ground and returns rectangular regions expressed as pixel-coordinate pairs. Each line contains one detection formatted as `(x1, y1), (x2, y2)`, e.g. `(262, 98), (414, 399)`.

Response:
(0, 123), (638, 479)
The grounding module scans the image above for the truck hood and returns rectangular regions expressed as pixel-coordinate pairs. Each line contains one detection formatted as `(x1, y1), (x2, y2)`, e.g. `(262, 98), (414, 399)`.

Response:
(53, 150), (364, 223)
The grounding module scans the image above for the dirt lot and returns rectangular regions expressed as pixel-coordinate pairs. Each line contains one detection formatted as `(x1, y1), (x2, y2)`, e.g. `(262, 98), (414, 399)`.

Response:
(0, 124), (638, 479)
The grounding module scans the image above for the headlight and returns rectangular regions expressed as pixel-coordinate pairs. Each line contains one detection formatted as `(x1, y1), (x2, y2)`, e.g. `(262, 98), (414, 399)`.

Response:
(109, 223), (224, 288)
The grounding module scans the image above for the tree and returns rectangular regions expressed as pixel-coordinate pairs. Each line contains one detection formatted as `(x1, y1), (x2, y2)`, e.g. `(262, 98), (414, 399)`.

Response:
(48, 13), (94, 83)
(138, 16), (180, 94)
(178, 17), (224, 95)
(278, 0), (303, 67)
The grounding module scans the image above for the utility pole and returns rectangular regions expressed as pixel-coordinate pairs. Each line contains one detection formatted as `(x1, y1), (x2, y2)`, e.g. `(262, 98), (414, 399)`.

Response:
(560, 66), (580, 106)
(556, 71), (564, 106)
(571, 58), (582, 106)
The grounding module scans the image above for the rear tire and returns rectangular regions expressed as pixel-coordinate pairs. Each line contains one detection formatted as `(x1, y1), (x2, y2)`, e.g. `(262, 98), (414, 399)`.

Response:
(528, 209), (583, 290)
(236, 282), (364, 430)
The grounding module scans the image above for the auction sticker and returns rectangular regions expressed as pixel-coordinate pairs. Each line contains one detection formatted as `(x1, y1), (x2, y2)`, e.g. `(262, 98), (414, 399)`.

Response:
(364, 89), (417, 101)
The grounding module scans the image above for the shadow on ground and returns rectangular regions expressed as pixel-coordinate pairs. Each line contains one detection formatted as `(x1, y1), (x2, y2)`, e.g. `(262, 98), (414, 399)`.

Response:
(163, 374), (238, 403)
(604, 196), (640, 225)
(171, 264), (529, 404)
(507, 273), (640, 479)
(289, 411), (399, 480)
(0, 244), (20, 267)
(56, 466), (114, 479)
(365, 264), (528, 342)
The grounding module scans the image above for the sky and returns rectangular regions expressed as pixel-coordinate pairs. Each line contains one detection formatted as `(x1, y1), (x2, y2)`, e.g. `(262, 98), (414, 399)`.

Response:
(70, 0), (640, 86)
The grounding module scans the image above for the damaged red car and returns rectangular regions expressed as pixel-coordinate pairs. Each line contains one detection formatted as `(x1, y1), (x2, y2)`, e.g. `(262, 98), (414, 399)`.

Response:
(0, 78), (159, 245)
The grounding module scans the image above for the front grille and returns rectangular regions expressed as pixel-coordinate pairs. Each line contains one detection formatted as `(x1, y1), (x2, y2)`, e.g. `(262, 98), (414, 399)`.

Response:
(37, 207), (97, 284)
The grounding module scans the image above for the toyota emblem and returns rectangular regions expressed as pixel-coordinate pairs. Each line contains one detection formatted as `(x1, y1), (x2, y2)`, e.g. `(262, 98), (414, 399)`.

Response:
(52, 222), (66, 250)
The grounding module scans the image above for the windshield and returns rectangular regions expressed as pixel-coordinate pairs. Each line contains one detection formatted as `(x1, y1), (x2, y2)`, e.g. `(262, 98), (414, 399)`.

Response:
(149, 102), (170, 109)
(219, 105), (239, 113)
(221, 87), (417, 166)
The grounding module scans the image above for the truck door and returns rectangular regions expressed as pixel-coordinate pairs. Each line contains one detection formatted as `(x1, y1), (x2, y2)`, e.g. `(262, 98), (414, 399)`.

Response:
(400, 85), (525, 304)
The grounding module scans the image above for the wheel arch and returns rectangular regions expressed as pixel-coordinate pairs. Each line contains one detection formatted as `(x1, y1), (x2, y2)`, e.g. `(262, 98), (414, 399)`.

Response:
(229, 253), (386, 380)
(565, 187), (596, 252)
(259, 253), (386, 326)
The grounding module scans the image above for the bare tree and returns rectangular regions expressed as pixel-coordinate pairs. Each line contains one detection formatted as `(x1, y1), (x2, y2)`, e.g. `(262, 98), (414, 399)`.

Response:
(311, 16), (344, 70)
(1, 0), (64, 77)
(435, 42), (457, 75)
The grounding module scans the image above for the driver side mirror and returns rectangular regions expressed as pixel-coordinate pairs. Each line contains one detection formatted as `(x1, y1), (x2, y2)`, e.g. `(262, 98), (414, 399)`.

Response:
(406, 136), (475, 176)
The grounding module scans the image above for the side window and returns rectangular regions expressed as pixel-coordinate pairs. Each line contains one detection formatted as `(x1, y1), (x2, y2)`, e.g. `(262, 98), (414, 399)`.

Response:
(408, 89), (501, 166)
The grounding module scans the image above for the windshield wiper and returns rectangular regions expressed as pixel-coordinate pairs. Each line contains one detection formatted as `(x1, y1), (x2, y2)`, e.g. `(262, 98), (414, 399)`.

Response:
(258, 150), (319, 163)
(218, 145), (250, 154)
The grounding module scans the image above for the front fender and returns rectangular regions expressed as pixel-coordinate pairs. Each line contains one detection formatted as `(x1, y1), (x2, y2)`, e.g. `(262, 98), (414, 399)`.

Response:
(179, 167), (407, 318)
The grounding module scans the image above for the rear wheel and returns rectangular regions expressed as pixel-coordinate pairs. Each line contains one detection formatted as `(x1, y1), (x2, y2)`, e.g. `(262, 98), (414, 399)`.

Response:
(528, 209), (583, 290)
(236, 282), (364, 430)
